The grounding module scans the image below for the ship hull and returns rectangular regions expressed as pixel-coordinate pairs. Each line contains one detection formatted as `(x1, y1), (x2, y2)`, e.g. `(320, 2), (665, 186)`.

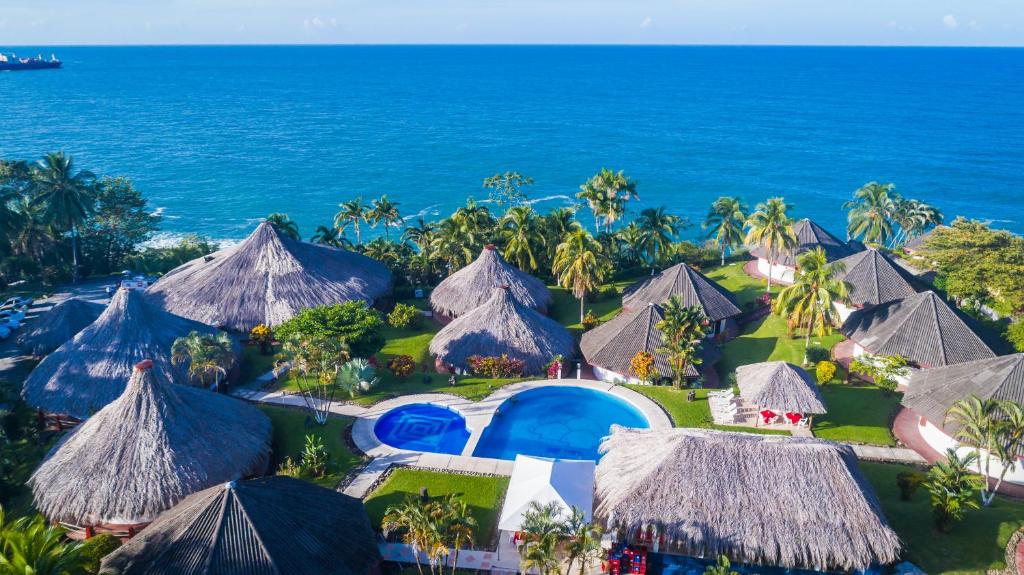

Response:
(0, 61), (61, 71)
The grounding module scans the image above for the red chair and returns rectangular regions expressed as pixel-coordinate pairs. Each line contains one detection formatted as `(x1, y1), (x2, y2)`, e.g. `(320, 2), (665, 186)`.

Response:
(785, 412), (802, 425)
(760, 409), (777, 424)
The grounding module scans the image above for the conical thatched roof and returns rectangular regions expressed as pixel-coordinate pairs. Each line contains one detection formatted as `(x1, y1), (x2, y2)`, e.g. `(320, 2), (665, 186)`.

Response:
(17, 298), (104, 357)
(101, 476), (380, 575)
(834, 249), (917, 307)
(842, 291), (994, 368)
(596, 427), (900, 571)
(22, 289), (233, 419)
(622, 264), (740, 321)
(580, 303), (719, 379)
(29, 360), (271, 527)
(430, 244), (553, 317)
(736, 361), (827, 414)
(145, 222), (392, 332)
(429, 287), (574, 374)
(904, 353), (1024, 434)
(750, 218), (857, 267)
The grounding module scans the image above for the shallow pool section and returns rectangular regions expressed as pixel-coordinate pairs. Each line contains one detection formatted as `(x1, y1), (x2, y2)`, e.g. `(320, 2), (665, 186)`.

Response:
(472, 386), (649, 461)
(374, 403), (471, 455)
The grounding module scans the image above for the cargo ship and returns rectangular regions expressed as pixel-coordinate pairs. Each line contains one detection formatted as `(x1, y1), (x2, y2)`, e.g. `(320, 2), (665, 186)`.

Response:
(0, 53), (61, 71)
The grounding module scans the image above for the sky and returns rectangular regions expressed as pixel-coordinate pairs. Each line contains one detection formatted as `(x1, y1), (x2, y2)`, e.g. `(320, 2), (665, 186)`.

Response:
(1, 0), (1022, 46)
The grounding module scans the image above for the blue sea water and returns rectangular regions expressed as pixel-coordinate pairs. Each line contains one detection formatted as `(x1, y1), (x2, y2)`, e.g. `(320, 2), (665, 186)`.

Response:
(1, 45), (1022, 243)
(374, 403), (471, 455)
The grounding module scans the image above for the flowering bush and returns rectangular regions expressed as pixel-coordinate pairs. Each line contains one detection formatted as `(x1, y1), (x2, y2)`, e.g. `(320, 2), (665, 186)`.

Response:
(630, 351), (655, 382)
(815, 360), (836, 385)
(388, 303), (422, 330)
(250, 323), (274, 354)
(467, 354), (526, 378)
(581, 310), (599, 331)
(386, 355), (416, 378)
(545, 355), (563, 379)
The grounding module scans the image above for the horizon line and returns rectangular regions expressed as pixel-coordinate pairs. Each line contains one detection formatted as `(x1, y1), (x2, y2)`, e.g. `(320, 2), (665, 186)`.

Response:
(5, 42), (1024, 49)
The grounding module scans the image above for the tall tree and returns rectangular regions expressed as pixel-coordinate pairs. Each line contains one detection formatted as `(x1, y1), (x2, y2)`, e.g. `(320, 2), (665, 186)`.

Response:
(552, 229), (606, 323)
(500, 205), (545, 272)
(81, 176), (162, 274)
(482, 171), (534, 211)
(171, 330), (237, 393)
(774, 247), (850, 349)
(311, 225), (350, 248)
(844, 182), (895, 245)
(656, 296), (708, 388)
(577, 168), (638, 233)
(265, 213), (300, 240)
(277, 334), (350, 425)
(744, 197), (796, 292)
(431, 218), (477, 273)
(368, 195), (402, 241)
(30, 151), (97, 282)
(615, 222), (650, 267)
(703, 196), (747, 266)
(944, 396), (1024, 506)
(540, 207), (581, 272)
(637, 206), (683, 266)
(334, 198), (369, 245)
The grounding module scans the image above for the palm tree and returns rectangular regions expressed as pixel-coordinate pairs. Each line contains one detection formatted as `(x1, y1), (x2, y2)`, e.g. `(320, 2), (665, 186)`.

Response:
(431, 218), (477, 274)
(501, 205), (544, 272)
(615, 222), (650, 267)
(656, 296), (709, 388)
(562, 506), (602, 575)
(844, 182), (895, 245)
(0, 509), (87, 575)
(774, 248), (850, 349)
(541, 207), (581, 268)
(452, 198), (497, 240)
(637, 206), (683, 266)
(745, 197), (796, 293)
(334, 358), (379, 399)
(925, 449), (982, 532)
(311, 225), (350, 248)
(444, 496), (477, 575)
(362, 238), (403, 264)
(944, 396), (1021, 506)
(265, 213), (300, 240)
(277, 334), (350, 425)
(171, 330), (236, 392)
(577, 168), (638, 233)
(9, 197), (56, 262)
(368, 195), (402, 241)
(519, 502), (564, 575)
(703, 196), (747, 266)
(402, 218), (436, 253)
(552, 229), (606, 323)
(334, 198), (369, 245)
(30, 151), (97, 282)
(520, 536), (561, 575)
(382, 498), (430, 575)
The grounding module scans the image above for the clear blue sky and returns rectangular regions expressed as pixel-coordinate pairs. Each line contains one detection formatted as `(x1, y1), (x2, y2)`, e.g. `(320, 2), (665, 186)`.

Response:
(3, 0), (1022, 47)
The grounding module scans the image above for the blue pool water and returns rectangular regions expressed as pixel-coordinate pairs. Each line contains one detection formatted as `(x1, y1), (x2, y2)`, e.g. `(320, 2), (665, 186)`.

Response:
(374, 403), (470, 455)
(649, 553), (885, 575)
(472, 386), (649, 461)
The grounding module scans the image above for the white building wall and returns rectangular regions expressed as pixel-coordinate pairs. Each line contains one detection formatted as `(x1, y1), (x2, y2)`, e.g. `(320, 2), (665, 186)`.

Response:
(593, 366), (645, 386)
(919, 419), (1024, 485)
(833, 302), (856, 323)
(756, 258), (795, 283)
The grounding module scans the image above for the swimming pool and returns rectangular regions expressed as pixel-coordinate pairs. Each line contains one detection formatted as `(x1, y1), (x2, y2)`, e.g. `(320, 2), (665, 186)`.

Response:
(649, 553), (885, 575)
(373, 403), (471, 455)
(472, 386), (649, 461)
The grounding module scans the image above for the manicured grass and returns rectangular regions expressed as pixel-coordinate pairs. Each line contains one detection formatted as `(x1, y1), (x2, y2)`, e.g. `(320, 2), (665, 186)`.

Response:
(716, 315), (844, 387)
(625, 385), (791, 436)
(859, 461), (1024, 574)
(364, 469), (510, 546)
(703, 261), (778, 309)
(239, 344), (278, 385)
(258, 405), (363, 488)
(812, 384), (900, 446)
(548, 276), (642, 332)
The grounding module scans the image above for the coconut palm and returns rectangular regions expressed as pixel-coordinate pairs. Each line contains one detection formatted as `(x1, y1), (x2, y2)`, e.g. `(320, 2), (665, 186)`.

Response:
(615, 222), (650, 267)
(265, 213), (300, 240)
(638, 206), (683, 265)
(925, 449), (981, 532)
(774, 247), (850, 349)
(577, 168), (638, 233)
(541, 207), (580, 267)
(444, 496), (477, 575)
(402, 218), (437, 254)
(431, 218), (477, 273)
(656, 295), (708, 388)
(844, 182), (895, 245)
(9, 197), (56, 262)
(745, 197), (796, 293)
(944, 396), (1023, 506)
(311, 225), (350, 248)
(562, 506), (602, 575)
(703, 196), (747, 266)
(368, 195), (402, 241)
(382, 498), (430, 575)
(501, 205), (545, 272)
(452, 198), (497, 240)
(552, 228), (606, 323)
(334, 197), (369, 245)
(171, 330), (236, 392)
(30, 151), (97, 282)
(520, 536), (561, 575)
(0, 509), (87, 575)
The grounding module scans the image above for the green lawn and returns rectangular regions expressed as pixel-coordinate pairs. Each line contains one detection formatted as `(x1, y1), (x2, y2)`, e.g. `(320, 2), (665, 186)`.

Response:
(625, 385), (791, 435)
(703, 261), (778, 309)
(860, 462), (1024, 574)
(364, 469), (510, 546)
(716, 315), (844, 387)
(548, 277), (641, 332)
(258, 405), (363, 488)
(238, 344), (278, 385)
(812, 384), (900, 446)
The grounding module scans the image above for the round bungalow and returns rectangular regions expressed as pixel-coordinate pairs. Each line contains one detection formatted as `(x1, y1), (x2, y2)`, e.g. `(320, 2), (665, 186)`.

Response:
(735, 361), (827, 427)
(430, 244), (553, 318)
(17, 297), (104, 357)
(749, 218), (859, 283)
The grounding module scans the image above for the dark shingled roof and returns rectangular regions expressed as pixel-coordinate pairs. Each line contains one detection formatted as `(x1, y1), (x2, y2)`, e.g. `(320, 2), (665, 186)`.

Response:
(842, 291), (995, 368)
(903, 353), (1024, 434)
(17, 298), (104, 357)
(580, 303), (720, 379)
(101, 476), (380, 575)
(622, 264), (741, 322)
(834, 249), (917, 307)
(736, 361), (827, 414)
(903, 227), (942, 253)
(749, 218), (857, 268)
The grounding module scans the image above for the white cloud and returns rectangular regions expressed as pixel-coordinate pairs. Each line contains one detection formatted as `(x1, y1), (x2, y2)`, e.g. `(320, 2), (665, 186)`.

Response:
(640, 16), (652, 29)
(303, 16), (336, 32)
(943, 14), (959, 29)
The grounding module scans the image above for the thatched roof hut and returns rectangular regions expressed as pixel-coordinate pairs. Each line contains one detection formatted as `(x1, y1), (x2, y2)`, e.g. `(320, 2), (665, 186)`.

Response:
(22, 289), (234, 419)
(580, 303), (720, 381)
(904, 353), (1024, 435)
(595, 427), (900, 571)
(430, 244), (553, 317)
(736, 361), (827, 414)
(622, 264), (740, 322)
(749, 218), (857, 267)
(17, 298), (104, 357)
(145, 222), (392, 332)
(842, 290), (994, 368)
(833, 249), (917, 307)
(429, 287), (574, 374)
(101, 476), (380, 575)
(29, 360), (271, 535)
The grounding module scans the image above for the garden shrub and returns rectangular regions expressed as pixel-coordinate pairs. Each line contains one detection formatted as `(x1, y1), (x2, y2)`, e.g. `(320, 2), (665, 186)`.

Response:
(581, 310), (599, 331)
(80, 534), (122, 574)
(249, 323), (274, 354)
(275, 302), (385, 357)
(804, 345), (830, 365)
(467, 354), (526, 378)
(1007, 319), (1024, 352)
(815, 360), (836, 385)
(386, 354), (416, 378)
(387, 302), (422, 329)
(630, 351), (655, 382)
(897, 470), (927, 501)
(300, 434), (329, 478)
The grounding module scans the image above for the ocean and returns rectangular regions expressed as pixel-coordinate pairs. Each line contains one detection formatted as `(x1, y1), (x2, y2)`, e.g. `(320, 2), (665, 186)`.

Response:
(1, 45), (1022, 244)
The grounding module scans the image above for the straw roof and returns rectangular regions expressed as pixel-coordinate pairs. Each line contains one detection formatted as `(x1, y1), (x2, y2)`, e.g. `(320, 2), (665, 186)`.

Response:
(622, 264), (740, 321)
(430, 244), (553, 317)
(145, 222), (392, 332)
(22, 289), (234, 419)
(17, 298), (104, 357)
(580, 303), (720, 379)
(749, 218), (857, 267)
(101, 476), (380, 575)
(429, 287), (574, 374)
(834, 249), (917, 307)
(903, 353), (1024, 434)
(736, 361), (827, 414)
(842, 291), (994, 368)
(595, 427), (900, 571)
(29, 360), (271, 527)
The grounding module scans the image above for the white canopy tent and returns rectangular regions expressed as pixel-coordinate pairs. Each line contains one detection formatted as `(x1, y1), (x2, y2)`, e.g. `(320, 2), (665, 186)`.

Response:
(498, 455), (596, 532)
